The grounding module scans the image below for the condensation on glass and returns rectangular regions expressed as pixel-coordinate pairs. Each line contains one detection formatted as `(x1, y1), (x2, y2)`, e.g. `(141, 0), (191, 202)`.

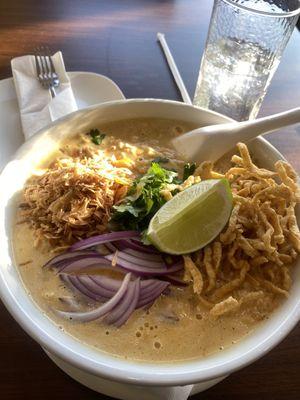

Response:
(194, 0), (300, 121)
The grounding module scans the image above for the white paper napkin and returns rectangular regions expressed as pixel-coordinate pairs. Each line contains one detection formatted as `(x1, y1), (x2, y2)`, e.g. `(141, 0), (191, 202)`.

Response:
(11, 51), (77, 140)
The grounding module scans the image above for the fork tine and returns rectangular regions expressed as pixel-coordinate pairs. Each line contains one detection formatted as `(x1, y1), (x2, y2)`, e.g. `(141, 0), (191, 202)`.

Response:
(34, 47), (46, 81)
(39, 46), (51, 78)
(34, 45), (59, 97)
(45, 46), (57, 76)
(34, 54), (42, 78)
(44, 46), (59, 89)
(41, 47), (57, 97)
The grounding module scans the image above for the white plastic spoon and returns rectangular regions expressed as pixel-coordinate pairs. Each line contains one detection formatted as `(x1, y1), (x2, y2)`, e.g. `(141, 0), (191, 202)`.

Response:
(172, 107), (300, 163)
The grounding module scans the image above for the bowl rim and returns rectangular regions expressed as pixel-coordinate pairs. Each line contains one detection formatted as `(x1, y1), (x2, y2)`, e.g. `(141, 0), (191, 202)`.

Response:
(1, 98), (300, 387)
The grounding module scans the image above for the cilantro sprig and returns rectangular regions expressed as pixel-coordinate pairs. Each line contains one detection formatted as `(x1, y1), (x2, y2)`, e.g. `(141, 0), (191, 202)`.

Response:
(110, 163), (179, 232)
(88, 128), (106, 145)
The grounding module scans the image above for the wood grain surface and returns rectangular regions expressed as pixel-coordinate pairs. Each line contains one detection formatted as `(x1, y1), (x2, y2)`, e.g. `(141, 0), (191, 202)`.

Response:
(0, 1), (299, 399)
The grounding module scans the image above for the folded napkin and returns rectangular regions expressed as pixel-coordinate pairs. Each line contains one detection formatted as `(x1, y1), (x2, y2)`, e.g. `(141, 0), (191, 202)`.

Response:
(11, 51), (77, 140)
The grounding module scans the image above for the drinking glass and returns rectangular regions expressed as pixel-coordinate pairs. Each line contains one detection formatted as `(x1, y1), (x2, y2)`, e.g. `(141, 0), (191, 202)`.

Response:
(193, 0), (300, 121)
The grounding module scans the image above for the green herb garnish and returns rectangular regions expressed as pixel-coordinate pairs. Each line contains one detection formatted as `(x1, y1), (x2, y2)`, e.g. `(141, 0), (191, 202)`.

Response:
(183, 163), (196, 181)
(88, 128), (106, 145)
(111, 163), (179, 232)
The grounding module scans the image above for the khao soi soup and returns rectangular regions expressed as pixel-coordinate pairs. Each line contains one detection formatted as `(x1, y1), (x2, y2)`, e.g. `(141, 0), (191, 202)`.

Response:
(13, 118), (300, 362)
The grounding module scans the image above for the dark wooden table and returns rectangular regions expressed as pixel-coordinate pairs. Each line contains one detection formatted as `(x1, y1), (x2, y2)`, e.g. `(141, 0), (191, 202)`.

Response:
(0, 1), (300, 399)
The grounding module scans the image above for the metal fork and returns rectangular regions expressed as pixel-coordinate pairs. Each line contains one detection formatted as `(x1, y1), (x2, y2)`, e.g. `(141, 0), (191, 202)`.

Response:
(35, 46), (60, 98)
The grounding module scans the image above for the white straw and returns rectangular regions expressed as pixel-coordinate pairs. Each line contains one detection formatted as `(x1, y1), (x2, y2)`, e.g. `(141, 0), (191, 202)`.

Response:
(157, 32), (192, 105)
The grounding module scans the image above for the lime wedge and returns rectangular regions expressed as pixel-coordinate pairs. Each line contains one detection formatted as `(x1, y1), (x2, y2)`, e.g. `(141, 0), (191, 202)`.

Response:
(147, 179), (232, 254)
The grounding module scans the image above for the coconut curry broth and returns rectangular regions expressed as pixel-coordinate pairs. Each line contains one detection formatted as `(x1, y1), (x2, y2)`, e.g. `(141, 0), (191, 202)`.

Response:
(13, 118), (281, 362)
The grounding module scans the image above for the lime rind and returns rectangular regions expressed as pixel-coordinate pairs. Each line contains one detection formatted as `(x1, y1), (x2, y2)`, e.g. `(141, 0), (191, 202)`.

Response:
(147, 179), (232, 254)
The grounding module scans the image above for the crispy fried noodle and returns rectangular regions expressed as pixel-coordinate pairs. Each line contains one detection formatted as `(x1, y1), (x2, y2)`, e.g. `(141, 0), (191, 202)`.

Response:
(183, 143), (300, 317)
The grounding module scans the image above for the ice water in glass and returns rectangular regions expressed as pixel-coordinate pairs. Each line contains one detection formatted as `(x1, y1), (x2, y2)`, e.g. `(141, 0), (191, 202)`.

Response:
(194, 0), (300, 121)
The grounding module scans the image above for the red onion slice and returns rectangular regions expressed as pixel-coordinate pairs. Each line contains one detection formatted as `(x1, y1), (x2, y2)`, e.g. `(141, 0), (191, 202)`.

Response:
(104, 242), (119, 253)
(59, 256), (121, 274)
(141, 279), (161, 289)
(105, 256), (182, 275)
(137, 281), (169, 308)
(105, 252), (166, 269)
(139, 281), (169, 302)
(47, 230), (189, 326)
(51, 251), (182, 276)
(116, 239), (160, 254)
(93, 275), (157, 291)
(45, 232), (184, 277)
(61, 274), (106, 302)
(138, 281), (166, 299)
(63, 274), (108, 302)
(59, 272), (173, 325)
(63, 273), (167, 301)
(78, 275), (117, 298)
(86, 276), (164, 300)
(69, 231), (140, 251)
(114, 247), (165, 263)
(55, 273), (131, 322)
(104, 278), (138, 325)
(90, 275), (122, 293)
(115, 241), (181, 267)
(131, 238), (162, 254)
(114, 279), (140, 327)
(45, 250), (99, 268)
(91, 275), (158, 292)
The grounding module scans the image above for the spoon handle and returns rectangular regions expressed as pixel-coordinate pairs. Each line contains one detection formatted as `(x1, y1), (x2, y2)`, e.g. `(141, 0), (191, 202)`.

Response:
(172, 106), (300, 164)
(235, 107), (300, 142)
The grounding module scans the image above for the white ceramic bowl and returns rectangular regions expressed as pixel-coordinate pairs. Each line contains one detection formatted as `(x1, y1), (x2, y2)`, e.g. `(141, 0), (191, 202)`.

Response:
(0, 99), (300, 399)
